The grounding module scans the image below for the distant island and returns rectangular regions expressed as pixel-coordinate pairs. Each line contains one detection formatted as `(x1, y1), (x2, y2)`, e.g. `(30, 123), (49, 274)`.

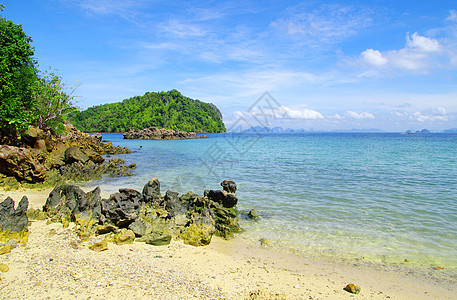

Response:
(404, 129), (431, 134)
(68, 90), (226, 133)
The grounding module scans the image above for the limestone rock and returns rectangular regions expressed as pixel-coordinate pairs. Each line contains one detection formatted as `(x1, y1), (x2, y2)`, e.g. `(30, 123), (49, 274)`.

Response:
(89, 240), (108, 252)
(43, 185), (102, 221)
(123, 126), (208, 140)
(140, 234), (172, 246)
(64, 147), (89, 164)
(248, 209), (260, 219)
(101, 188), (141, 227)
(142, 177), (161, 204)
(0, 145), (46, 182)
(0, 196), (29, 232)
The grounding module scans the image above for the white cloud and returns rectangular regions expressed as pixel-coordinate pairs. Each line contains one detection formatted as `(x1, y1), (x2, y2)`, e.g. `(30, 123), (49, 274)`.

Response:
(361, 49), (388, 66)
(447, 10), (457, 22)
(407, 32), (442, 52)
(160, 20), (208, 38)
(279, 106), (324, 119)
(357, 32), (444, 73)
(391, 106), (448, 122)
(346, 111), (375, 119)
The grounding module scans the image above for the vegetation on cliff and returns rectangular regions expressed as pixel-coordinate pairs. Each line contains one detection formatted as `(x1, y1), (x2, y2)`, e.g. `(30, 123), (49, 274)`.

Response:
(68, 90), (226, 133)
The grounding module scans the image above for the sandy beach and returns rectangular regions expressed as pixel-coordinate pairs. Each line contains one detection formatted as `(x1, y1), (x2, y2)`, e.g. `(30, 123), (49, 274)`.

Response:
(1, 188), (456, 299)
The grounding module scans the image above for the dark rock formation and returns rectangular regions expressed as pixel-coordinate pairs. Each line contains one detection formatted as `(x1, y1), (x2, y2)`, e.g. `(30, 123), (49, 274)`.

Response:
(204, 179), (238, 208)
(43, 178), (241, 247)
(43, 185), (102, 221)
(101, 188), (141, 227)
(0, 196), (29, 232)
(123, 126), (208, 140)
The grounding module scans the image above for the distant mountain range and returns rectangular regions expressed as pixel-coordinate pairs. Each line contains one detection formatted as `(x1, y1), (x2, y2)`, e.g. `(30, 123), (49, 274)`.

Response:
(239, 127), (457, 134)
(240, 126), (384, 133)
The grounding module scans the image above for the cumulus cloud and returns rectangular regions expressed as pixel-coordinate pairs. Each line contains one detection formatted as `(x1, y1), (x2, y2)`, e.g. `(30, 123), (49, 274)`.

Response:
(345, 111), (375, 119)
(447, 10), (457, 22)
(357, 32), (444, 73)
(279, 106), (324, 119)
(391, 106), (448, 122)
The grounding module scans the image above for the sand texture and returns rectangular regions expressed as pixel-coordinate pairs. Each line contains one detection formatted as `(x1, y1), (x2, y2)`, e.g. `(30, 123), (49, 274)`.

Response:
(1, 188), (456, 299)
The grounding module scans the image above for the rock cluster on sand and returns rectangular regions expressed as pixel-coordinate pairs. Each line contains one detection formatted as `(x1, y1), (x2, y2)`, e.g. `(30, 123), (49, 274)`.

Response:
(0, 196), (29, 249)
(123, 126), (208, 140)
(33, 178), (241, 248)
(0, 124), (133, 187)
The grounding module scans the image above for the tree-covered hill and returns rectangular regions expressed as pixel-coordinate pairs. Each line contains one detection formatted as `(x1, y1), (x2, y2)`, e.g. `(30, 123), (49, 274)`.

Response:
(68, 90), (226, 133)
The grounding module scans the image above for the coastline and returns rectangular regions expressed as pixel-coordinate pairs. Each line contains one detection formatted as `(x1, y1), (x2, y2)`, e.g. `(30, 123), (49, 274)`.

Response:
(1, 188), (456, 299)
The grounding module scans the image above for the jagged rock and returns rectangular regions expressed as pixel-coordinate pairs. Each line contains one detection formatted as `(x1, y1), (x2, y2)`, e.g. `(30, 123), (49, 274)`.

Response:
(0, 196), (29, 232)
(91, 133), (102, 141)
(21, 126), (44, 147)
(123, 126), (208, 140)
(64, 147), (89, 164)
(142, 177), (161, 204)
(221, 180), (237, 193)
(0, 145), (46, 182)
(43, 185), (102, 221)
(101, 188), (141, 227)
(109, 157), (124, 165)
(164, 190), (181, 217)
(84, 149), (105, 164)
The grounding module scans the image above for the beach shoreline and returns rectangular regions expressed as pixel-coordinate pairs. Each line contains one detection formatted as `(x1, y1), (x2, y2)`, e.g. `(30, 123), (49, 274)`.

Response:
(1, 187), (456, 299)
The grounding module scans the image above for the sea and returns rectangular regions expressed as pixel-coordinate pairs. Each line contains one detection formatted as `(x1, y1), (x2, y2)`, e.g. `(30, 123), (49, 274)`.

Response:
(82, 132), (457, 276)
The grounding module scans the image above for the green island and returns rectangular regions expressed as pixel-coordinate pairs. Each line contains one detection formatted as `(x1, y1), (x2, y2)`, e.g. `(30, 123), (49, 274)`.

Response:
(68, 90), (226, 133)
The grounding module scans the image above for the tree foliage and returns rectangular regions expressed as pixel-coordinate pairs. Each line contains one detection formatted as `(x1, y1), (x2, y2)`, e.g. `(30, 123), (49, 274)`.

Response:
(68, 90), (226, 133)
(0, 5), (37, 129)
(0, 5), (76, 135)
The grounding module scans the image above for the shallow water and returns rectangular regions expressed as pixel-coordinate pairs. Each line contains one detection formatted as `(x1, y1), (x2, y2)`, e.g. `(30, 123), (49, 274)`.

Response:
(83, 132), (457, 273)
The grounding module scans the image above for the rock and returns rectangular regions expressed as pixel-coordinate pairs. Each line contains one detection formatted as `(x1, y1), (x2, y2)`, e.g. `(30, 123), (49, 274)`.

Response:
(0, 264), (9, 272)
(84, 149), (105, 164)
(34, 139), (47, 152)
(92, 133), (102, 141)
(259, 238), (270, 246)
(113, 229), (135, 245)
(164, 190), (181, 217)
(89, 240), (108, 252)
(128, 219), (147, 237)
(344, 283), (361, 294)
(0, 145), (46, 182)
(204, 180), (238, 208)
(142, 177), (161, 204)
(0, 196), (29, 232)
(64, 147), (89, 164)
(0, 245), (12, 255)
(180, 223), (215, 246)
(26, 208), (48, 220)
(123, 126), (208, 140)
(96, 224), (118, 235)
(101, 188), (141, 227)
(21, 126), (44, 147)
(248, 209), (260, 219)
(128, 163), (137, 169)
(221, 180), (237, 193)
(43, 185), (102, 221)
(109, 157), (124, 165)
(141, 234), (172, 246)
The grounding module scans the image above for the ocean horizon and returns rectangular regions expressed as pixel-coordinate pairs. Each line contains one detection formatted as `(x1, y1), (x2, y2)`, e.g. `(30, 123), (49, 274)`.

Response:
(83, 132), (457, 278)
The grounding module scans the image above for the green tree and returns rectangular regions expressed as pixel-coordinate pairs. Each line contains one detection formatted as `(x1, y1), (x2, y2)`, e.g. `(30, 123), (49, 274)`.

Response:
(32, 70), (78, 132)
(0, 4), (37, 130)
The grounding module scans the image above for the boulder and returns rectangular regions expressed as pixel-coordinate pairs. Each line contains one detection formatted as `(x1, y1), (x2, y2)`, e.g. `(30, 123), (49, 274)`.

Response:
(64, 147), (89, 164)
(101, 188), (141, 227)
(0, 145), (46, 182)
(344, 284), (361, 294)
(113, 229), (136, 245)
(0, 196), (29, 232)
(140, 233), (172, 246)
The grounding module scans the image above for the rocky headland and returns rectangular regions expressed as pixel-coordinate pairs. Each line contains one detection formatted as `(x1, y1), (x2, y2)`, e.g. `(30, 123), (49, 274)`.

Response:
(123, 126), (208, 140)
(0, 124), (134, 189)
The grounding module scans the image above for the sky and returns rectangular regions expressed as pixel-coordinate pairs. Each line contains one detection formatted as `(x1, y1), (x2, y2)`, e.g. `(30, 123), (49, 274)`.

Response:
(2, 0), (457, 132)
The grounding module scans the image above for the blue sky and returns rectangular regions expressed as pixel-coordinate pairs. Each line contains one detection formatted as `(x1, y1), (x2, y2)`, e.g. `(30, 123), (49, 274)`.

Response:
(2, 0), (457, 131)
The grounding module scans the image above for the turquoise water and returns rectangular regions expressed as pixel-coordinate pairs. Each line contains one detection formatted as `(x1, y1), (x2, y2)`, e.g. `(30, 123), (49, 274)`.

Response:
(84, 133), (457, 273)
